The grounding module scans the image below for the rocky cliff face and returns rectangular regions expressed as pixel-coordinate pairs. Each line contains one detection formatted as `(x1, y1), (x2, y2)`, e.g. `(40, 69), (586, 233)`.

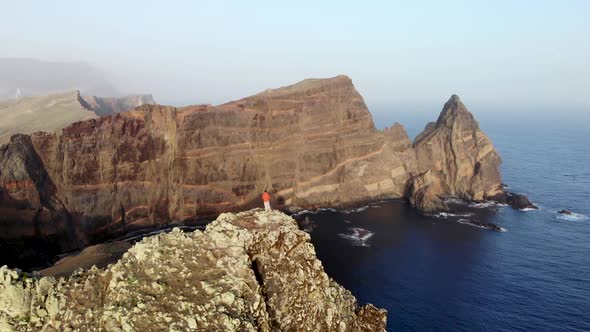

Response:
(0, 75), (504, 265)
(408, 95), (503, 213)
(0, 210), (386, 331)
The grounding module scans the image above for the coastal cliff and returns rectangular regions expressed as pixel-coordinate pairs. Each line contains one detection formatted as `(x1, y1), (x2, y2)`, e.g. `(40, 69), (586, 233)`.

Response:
(0, 210), (387, 331)
(0, 75), (507, 264)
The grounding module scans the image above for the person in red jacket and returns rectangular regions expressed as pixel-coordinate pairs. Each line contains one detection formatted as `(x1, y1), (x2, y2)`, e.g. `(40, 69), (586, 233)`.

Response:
(262, 190), (271, 211)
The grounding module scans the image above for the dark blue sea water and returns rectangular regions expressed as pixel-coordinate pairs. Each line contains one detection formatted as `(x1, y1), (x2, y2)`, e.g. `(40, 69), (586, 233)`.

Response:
(302, 110), (590, 331)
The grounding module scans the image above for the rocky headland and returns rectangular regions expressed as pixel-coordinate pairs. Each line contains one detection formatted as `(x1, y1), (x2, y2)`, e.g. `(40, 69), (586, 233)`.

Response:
(0, 91), (156, 144)
(0, 210), (386, 331)
(0, 75), (531, 266)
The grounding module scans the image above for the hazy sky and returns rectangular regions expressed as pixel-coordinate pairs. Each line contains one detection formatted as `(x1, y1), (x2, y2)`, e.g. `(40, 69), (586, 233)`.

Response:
(1, 0), (589, 110)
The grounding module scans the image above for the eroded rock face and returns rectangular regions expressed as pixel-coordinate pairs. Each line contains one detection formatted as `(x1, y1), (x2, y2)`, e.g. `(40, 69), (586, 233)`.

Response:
(0, 135), (80, 267)
(0, 210), (387, 331)
(0, 76), (504, 263)
(409, 95), (504, 213)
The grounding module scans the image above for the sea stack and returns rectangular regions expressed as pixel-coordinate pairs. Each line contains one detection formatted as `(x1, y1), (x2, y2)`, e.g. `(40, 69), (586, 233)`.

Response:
(408, 94), (504, 213)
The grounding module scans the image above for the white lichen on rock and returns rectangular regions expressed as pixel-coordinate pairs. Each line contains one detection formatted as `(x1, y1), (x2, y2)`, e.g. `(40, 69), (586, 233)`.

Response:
(0, 209), (386, 331)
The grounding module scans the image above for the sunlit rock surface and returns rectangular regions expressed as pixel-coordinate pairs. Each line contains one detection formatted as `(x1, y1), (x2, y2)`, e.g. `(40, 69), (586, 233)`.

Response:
(0, 76), (504, 262)
(0, 210), (386, 331)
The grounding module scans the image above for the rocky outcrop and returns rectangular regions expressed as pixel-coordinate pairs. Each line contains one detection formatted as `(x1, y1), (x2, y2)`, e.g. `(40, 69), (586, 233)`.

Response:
(0, 91), (155, 144)
(82, 94), (156, 116)
(408, 95), (504, 213)
(0, 210), (386, 331)
(497, 193), (539, 210)
(39, 241), (132, 278)
(0, 75), (506, 265)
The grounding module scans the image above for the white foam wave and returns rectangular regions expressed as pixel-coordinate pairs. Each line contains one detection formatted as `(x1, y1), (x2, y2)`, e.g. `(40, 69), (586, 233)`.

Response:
(444, 198), (468, 205)
(468, 201), (497, 208)
(456, 219), (507, 232)
(433, 212), (474, 219)
(556, 212), (589, 222)
(342, 206), (369, 214)
(519, 207), (538, 212)
(291, 209), (314, 217)
(338, 227), (374, 246)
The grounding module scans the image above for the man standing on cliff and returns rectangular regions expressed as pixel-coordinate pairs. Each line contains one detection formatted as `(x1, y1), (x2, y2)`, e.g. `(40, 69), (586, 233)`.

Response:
(262, 190), (271, 211)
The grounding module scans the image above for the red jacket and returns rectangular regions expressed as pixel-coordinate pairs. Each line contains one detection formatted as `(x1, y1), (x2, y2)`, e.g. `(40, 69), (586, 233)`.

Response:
(262, 192), (271, 202)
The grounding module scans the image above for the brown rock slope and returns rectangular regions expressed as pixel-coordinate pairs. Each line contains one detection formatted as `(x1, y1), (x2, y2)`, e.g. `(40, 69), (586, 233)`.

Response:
(0, 210), (387, 332)
(0, 75), (504, 264)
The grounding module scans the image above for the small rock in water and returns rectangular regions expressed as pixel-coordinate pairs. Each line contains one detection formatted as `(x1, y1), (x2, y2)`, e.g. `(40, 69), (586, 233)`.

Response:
(507, 193), (538, 210)
(558, 210), (573, 215)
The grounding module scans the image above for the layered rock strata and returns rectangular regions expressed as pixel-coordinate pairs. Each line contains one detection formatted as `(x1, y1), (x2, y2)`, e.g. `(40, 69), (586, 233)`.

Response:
(0, 210), (387, 331)
(0, 75), (507, 264)
(408, 95), (504, 213)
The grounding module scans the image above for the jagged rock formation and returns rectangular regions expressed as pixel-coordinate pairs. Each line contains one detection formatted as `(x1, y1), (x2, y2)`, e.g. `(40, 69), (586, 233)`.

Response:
(408, 95), (504, 213)
(0, 91), (156, 144)
(82, 94), (156, 116)
(0, 210), (387, 331)
(0, 75), (505, 266)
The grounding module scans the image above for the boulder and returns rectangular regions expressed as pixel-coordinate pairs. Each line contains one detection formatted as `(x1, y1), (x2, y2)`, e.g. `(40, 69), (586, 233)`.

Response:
(507, 193), (538, 210)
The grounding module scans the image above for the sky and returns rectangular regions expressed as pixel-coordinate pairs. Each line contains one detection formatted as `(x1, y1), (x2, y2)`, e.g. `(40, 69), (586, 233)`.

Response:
(1, 0), (589, 115)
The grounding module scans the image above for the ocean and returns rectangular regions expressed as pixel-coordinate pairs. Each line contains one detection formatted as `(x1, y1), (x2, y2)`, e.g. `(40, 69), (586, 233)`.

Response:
(299, 108), (590, 331)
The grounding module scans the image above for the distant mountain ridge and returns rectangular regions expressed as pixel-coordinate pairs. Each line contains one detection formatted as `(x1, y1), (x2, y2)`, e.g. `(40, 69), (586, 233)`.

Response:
(0, 91), (156, 144)
(0, 58), (118, 99)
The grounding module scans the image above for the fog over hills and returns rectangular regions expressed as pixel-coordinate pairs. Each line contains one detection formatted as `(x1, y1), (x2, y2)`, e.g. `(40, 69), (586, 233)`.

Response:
(0, 58), (118, 99)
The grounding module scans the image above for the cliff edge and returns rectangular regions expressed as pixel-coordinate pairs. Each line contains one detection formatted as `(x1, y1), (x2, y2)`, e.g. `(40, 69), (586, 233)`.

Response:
(0, 210), (386, 331)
